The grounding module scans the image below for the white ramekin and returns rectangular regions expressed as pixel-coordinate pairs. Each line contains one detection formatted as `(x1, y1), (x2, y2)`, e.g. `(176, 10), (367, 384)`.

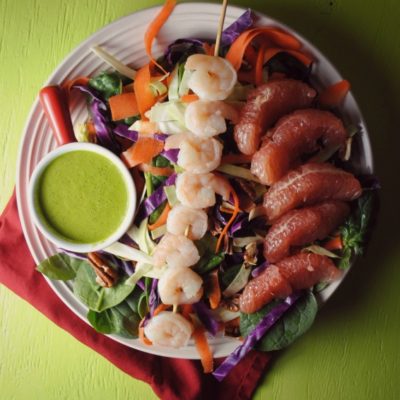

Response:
(28, 142), (136, 253)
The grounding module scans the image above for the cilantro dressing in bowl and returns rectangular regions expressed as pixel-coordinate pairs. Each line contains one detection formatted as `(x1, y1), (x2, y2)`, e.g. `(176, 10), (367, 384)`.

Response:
(28, 143), (136, 252)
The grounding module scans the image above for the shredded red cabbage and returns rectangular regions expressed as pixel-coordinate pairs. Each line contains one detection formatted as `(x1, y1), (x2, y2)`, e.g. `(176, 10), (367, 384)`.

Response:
(212, 292), (301, 381)
(113, 124), (168, 143)
(90, 100), (120, 153)
(136, 173), (177, 221)
(251, 261), (269, 278)
(193, 301), (220, 336)
(221, 9), (255, 47)
(161, 148), (179, 163)
(149, 279), (159, 316)
(164, 38), (205, 69)
(73, 84), (105, 104)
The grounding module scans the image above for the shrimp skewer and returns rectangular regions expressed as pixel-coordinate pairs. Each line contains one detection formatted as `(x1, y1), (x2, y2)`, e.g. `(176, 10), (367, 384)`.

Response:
(152, 233), (200, 269)
(185, 100), (239, 138)
(175, 172), (231, 209)
(166, 204), (208, 240)
(185, 54), (237, 101)
(144, 311), (193, 348)
(158, 267), (204, 305)
(165, 133), (223, 174)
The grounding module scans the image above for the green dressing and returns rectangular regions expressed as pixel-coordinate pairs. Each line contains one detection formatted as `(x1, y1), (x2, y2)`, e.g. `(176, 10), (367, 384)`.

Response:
(36, 150), (128, 244)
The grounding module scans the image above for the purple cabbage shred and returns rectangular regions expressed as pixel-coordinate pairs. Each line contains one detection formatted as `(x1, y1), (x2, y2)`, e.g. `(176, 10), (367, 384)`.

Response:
(136, 173), (177, 221)
(193, 301), (220, 336)
(221, 9), (255, 47)
(251, 261), (269, 278)
(212, 292), (301, 381)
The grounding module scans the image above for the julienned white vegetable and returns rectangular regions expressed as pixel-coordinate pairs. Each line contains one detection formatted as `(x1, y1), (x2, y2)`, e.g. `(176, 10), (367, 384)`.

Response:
(125, 262), (166, 286)
(302, 245), (340, 258)
(232, 236), (263, 248)
(104, 242), (153, 264)
(90, 45), (136, 79)
(150, 224), (167, 240)
(126, 219), (155, 255)
(146, 101), (187, 134)
(164, 185), (180, 207)
(217, 164), (261, 183)
(212, 308), (241, 323)
(248, 205), (266, 221)
(222, 264), (251, 297)
(178, 68), (191, 97)
(149, 80), (168, 96)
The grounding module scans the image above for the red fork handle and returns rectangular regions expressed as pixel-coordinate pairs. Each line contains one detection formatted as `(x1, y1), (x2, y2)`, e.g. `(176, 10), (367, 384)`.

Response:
(39, 85), (76, 146)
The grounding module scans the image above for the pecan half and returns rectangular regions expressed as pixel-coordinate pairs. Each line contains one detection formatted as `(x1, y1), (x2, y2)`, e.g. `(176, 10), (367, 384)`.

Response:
(88, 252), (118, 288)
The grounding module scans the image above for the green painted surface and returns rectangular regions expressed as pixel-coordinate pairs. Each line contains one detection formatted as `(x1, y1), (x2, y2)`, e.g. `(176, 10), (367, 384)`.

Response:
(0, 0), (399, 399)
(37, 151), (128, 243)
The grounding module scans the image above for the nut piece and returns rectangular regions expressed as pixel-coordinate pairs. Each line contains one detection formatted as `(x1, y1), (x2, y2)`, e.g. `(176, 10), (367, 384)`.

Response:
(88, 252), (118, 288)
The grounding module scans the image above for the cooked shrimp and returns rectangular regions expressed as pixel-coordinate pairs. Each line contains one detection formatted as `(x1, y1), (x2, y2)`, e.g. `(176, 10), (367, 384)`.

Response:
(152, 233), (200, 269)
(185, 54), (237, 100)
(166, 204), (208, 240)
(165, 133), (222, 173)
(185, 100), (239, 138)
(144, 311), (193, 348)
(158, 267), (204, 305)
(175, 172), (231, 209)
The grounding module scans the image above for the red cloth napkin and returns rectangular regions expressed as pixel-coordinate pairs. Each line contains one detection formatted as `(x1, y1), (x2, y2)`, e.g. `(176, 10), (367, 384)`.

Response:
(0, 192), (270, 400)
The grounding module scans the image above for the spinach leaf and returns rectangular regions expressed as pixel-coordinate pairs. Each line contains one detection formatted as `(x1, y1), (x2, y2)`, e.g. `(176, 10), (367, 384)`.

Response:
(151, 174), (168, 190)
(87, 294), (141, 338)
(219, 263), (242, 291)
(36, 253), (82, 281)
(149, 201), (167, 224)
(240, 291), (318, 351)
(152, 155), (171, 168)
(89, 71), (122, 100)
(193, 234), (225, 275)
(339, 192), (374, 269)
(73, 261), (134, 312)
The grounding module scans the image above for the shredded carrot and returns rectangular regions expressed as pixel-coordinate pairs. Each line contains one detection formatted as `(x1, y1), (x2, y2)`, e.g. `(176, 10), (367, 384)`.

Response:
(324, 236), (343, 251)
(221, 153), (252, 164)
(144, 0), (176, 73)
(264, 47), (314, 67)
(192, 325), (214, 373)
(122, 83), (134, 93)
(202, 42), (214, 56)
(109, 92), (139, 121)
(139, 319), (153, 345)
(86, 121), (96, 134)
(148, 203), (171, 231)
(121, 137), (164, 168)
(226, 27), (302, 71)
(181, 304), (193, 320)
(138, 163), (174, 176)
(244, 45), (258, 68)
(134, 64), (157, 119)
(319, 80), (351, 107)
(153, 303), (171, 316)
(255, 42), (268, 86)
(216, 187), (240, 253)
(219, 206), (235, 214)
(208, 270), (221, 310)
(180, 93), (199, 103)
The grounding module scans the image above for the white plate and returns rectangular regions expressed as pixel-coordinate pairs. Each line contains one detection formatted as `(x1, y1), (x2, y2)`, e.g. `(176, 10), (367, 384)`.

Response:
(16, 2), (373, 359)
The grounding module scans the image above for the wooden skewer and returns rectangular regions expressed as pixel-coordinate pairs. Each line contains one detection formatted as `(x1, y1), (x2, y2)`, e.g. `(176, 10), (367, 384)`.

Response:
(214, 0), (228, 57)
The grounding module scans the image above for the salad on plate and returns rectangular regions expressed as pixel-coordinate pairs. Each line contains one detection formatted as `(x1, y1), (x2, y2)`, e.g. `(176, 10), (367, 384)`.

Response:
(34, 0), (377, 379)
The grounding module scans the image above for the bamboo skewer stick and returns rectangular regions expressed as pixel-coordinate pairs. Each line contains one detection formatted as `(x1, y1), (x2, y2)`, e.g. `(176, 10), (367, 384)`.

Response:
(214, 0), (228, 57)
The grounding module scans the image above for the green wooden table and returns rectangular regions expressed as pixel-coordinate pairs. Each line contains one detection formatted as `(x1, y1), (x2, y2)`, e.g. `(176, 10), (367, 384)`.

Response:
(1, 0), (399, 398)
